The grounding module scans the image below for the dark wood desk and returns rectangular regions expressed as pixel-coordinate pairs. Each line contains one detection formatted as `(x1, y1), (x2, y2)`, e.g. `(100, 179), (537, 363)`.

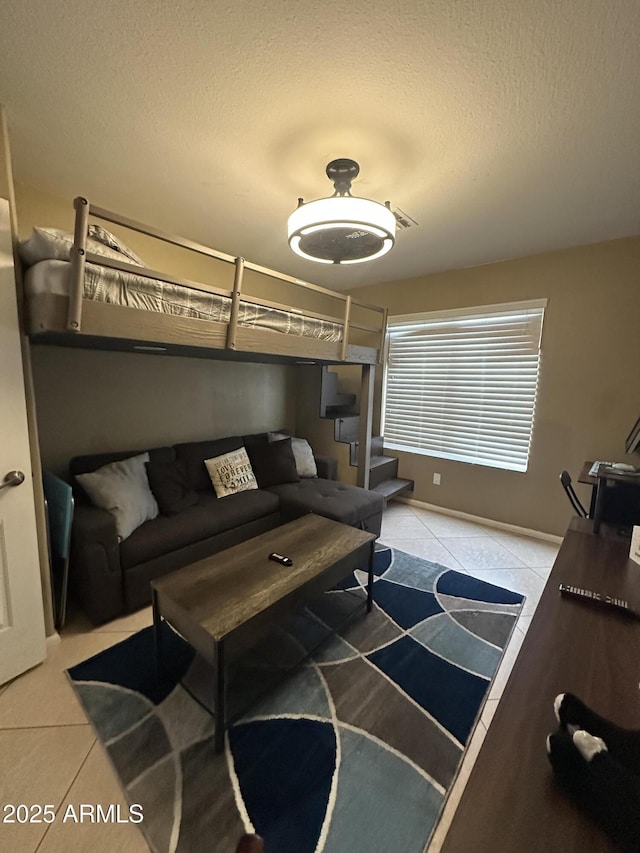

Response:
(578, 460), (598, 516)
(593, 467), (640, 533)
(578, 461), (598, 485)
(441, 518), (640, 853)
(579, 461), (640, 529)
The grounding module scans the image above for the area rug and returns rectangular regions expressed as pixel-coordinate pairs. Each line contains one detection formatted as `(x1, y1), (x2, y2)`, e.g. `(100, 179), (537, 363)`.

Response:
(68, 545), (525, 853)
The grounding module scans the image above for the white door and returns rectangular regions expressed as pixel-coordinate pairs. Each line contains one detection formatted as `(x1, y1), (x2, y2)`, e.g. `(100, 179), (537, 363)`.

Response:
(0, 196), (46, 684)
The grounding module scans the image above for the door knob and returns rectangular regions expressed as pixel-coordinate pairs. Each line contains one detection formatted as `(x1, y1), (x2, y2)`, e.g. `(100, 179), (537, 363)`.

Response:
(0, 470), (25, 490)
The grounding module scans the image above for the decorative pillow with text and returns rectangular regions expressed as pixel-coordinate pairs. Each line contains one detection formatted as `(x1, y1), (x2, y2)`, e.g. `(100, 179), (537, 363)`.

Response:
(205, 447), (258, 498)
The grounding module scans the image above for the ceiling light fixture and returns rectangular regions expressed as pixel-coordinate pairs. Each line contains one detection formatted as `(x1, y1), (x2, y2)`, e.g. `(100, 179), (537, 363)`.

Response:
(288, 159), (396, 265)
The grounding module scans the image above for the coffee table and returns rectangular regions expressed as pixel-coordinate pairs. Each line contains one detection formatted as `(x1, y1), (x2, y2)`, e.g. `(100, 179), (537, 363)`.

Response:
(151, 513), (376, 751)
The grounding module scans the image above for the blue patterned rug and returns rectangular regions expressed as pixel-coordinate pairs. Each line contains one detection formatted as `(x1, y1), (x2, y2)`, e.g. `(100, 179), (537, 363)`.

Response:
(68, 545), (524, 853)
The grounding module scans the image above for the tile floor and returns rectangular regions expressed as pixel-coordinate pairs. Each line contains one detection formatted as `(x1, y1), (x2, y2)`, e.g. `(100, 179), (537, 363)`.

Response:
(0, 501), (561, 853)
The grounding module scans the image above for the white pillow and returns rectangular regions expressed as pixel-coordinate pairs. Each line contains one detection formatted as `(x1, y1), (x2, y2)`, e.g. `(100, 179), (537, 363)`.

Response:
(76, 452), (159, 541)
(88, 224), (144, 264)
(205, 447), (258, 498)
(268, 432), (318, 478)
(19, 226), (144, 267)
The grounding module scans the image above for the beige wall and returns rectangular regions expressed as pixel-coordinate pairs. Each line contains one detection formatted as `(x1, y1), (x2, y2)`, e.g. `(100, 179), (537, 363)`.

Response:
(31, 347), (296, 475)
(15, 183), (298, 474)
(347, 237), (640, 536)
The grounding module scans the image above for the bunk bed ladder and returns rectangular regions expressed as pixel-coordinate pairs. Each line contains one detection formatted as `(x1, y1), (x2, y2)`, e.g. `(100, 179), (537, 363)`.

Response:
(319, 365), (414, 502)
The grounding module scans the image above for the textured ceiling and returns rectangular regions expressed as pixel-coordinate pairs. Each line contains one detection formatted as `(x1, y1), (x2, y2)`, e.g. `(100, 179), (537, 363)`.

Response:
(1, 0), (639, 291)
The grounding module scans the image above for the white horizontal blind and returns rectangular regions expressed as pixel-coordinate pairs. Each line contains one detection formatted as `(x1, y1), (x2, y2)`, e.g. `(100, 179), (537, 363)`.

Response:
(383, 300), (546, 472)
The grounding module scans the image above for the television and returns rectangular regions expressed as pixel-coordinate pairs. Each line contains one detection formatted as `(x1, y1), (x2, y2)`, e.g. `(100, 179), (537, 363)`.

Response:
(625, 414), (640, 455)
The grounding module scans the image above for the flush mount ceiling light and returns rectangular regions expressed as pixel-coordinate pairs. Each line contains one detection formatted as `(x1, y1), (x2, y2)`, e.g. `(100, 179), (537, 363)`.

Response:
(288, 158), (396, 265)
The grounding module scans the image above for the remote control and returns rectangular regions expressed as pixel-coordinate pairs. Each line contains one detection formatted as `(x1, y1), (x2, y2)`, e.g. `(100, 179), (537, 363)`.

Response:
(559, 583), (640, 620)
(268, 552), (293, 567)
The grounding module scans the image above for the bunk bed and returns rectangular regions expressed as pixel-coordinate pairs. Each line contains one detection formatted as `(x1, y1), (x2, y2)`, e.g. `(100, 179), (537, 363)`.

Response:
(22, 197), (387, 366)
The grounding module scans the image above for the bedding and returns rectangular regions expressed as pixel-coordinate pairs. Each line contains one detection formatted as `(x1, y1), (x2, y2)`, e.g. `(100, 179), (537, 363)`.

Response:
(23, 258), (344, 342)
(19, 225), (143, 266)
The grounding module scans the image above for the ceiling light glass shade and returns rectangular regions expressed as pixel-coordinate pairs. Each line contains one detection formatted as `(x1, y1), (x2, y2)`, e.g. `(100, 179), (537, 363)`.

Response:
(288, 159), (396, 264)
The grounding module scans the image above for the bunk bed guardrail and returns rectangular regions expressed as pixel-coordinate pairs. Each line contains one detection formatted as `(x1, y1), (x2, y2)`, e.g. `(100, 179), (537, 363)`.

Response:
(65, 197), (387, 363)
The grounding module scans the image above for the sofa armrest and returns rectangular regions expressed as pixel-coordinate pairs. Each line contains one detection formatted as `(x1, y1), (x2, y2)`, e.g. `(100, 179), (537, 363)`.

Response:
(314, 454), (338, 480)
(69, 504), (124, 624)
(72, 504), (119, 550)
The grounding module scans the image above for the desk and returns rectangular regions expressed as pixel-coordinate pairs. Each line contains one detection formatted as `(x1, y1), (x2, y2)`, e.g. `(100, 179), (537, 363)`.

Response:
(579, 461), (640, 530)
(578, 460), (598, 516)
(441, 518), (640, 853)
(593, 466), (640, 533)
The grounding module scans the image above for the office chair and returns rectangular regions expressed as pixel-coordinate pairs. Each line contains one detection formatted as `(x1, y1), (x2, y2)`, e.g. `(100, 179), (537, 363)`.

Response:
(560, 470), (588, 518)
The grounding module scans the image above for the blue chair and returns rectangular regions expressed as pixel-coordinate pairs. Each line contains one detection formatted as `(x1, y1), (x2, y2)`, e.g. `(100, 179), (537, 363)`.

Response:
(43, 471), (74, 630)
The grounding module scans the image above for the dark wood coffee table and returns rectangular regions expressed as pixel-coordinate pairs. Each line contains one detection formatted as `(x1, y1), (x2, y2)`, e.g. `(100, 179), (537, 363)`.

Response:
(151, 513), (376, 751)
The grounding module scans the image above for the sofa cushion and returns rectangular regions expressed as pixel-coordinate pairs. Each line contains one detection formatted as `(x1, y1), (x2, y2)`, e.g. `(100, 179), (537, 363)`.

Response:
(247, 438), (300, 488)
(268, 432), (318, 477)
(205, 447), (258, 498)
(174, 436), (243, 491)
(145, 459), (198, 515)
(76, 452), (159, 541)
(266, 478), (384, 529)
(119, 489), (280, 569)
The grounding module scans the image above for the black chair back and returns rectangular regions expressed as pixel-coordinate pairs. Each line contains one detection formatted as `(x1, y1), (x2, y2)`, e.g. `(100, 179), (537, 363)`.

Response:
(560, 470), (588, 517)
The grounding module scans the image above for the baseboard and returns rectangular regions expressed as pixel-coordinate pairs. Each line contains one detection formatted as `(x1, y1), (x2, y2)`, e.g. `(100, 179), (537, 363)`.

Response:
(393, 496), (564, 545)
(46, 632), (61, 651)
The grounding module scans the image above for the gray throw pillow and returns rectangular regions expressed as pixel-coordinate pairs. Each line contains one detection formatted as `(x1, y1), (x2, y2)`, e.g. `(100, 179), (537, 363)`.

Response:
(76, 452), (159, 540)
(268, 432), (318, 478)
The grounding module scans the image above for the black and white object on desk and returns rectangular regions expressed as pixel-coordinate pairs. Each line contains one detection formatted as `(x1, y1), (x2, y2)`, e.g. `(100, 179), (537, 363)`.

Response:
(268, 552), (293, 567)
(559, 583), (640, 620)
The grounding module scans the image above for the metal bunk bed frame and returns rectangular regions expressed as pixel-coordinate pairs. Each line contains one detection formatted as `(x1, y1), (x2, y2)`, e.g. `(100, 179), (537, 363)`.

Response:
(64, 197), (388, 366)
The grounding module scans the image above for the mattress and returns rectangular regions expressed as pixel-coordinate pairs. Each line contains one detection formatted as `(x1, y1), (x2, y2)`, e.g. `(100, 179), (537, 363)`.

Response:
(24, 259), (344, 342)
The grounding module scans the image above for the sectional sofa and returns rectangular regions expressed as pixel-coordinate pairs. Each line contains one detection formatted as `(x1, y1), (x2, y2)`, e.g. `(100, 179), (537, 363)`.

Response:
(68, 432), (384, 624)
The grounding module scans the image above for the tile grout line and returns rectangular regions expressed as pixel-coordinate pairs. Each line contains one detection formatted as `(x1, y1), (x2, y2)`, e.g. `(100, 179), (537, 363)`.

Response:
(33, 735), (97, 853)
(434, 536), (470, 572)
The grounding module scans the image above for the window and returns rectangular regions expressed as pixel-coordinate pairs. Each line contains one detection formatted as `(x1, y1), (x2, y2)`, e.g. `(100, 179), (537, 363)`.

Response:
(382, 299), (547, 472)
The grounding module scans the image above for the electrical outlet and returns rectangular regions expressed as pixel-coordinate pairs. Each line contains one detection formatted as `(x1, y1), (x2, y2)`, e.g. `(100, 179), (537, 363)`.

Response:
(433, 473), (441, 485)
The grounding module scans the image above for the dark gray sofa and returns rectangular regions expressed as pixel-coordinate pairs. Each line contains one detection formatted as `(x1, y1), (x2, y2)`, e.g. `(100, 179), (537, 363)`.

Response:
(68, 432), (383, 624)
